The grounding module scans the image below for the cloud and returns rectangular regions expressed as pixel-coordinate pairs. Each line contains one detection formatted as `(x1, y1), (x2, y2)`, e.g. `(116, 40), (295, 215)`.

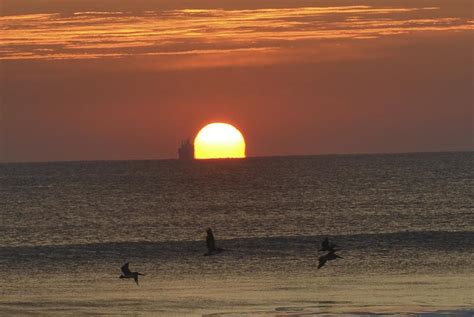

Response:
(0, 5), (472, 66)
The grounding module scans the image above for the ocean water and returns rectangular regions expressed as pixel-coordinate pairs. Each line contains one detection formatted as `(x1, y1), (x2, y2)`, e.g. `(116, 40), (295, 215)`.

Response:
(0, 152), (473, 316)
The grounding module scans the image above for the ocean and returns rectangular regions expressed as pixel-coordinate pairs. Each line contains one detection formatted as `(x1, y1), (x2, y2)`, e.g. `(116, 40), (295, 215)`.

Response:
(1, 152), (473, 316)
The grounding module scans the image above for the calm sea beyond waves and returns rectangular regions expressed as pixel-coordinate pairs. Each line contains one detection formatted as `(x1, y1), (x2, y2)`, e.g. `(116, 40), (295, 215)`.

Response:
(1, 152), (473, 316)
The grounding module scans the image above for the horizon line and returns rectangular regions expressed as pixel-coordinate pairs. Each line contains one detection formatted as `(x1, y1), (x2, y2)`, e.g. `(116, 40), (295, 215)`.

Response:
(0, 149), (472, 165)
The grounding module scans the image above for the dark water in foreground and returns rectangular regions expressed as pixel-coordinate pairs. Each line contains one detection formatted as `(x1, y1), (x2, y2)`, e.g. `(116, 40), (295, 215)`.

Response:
(1, 152), (473, 316)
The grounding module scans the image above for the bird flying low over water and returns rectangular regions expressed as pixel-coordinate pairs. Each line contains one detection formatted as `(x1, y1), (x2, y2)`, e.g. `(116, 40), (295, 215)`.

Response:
(317, 238), (343, 269)
(204, 228), (226, 256)
(319, 237), (340, 252)
(318, 250), (343, 269)
(119, 262), (144, 285)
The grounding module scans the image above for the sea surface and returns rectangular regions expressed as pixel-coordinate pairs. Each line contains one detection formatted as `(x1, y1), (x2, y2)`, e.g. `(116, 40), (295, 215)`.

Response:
(1, 152), (473, 316)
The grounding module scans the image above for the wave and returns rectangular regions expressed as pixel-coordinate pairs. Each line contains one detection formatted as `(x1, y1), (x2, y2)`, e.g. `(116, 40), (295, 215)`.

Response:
(1, 230), (472, 261)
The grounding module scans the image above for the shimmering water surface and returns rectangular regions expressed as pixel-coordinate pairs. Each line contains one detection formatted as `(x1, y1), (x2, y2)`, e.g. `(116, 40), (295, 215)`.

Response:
(1, 152), (473, 316)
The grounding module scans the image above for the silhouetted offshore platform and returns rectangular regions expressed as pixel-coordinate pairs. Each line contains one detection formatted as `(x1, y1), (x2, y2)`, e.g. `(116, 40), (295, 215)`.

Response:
(178, 139), (194, 160)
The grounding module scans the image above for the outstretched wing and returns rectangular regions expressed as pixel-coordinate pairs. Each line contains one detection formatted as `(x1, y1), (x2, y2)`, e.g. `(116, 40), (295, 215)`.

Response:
(134, 275), (139, 285)
(121, 262), (131, 275)
(318, 256), (327, 269)
(321, 238), (329, 249)
(206, 228), (216, 252)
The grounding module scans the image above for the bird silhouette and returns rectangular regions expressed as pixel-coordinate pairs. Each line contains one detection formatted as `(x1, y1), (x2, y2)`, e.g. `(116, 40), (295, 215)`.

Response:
(119, 262), (144, 285)
(204, 228), (226, 256)
(318, 250), (343, 269)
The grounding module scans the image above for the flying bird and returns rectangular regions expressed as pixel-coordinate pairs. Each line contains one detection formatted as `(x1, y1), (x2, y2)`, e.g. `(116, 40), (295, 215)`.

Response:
(204, 228), (226, 256)
(119, 262), (144, 285)
(319, 237), (340, 252)
(318, 250), (343, 269)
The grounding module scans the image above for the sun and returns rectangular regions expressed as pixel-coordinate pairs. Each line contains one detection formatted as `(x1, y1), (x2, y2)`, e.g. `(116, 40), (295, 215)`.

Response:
(194, 123), (246, 159)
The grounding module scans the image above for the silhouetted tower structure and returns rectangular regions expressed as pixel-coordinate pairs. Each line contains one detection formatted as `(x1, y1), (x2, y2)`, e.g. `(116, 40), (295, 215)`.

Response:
(178, 139), (194, 160)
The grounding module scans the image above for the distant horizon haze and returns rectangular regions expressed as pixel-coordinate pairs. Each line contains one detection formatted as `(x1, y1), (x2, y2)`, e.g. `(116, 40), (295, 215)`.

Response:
(1, 149), (472, 165)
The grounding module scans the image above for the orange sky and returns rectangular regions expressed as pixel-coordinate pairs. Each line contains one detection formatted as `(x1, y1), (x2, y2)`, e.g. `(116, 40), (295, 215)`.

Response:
(0, 0), (472, 162)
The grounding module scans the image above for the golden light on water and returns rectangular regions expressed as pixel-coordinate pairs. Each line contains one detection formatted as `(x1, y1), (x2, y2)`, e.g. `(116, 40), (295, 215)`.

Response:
(194, 123), (246, 159)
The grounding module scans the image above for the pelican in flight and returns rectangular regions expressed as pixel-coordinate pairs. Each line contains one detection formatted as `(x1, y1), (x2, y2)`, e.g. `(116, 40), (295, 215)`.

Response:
(318, 250), (343, 269)
(319, 237), (340, 252)
(204, 228), (226, 256)
(119, 262), (144, 285)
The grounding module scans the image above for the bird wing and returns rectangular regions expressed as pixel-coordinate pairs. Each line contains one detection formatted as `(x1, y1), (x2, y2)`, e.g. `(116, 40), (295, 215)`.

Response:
(206, 229), (216, 252)
(318, 256), (327, 269)
(321, 238), (329, 249)
(121, 262), (132, 275)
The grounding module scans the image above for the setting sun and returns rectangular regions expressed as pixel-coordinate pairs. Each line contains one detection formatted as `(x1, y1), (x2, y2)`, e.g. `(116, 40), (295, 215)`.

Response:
(194, 123), (246, 159)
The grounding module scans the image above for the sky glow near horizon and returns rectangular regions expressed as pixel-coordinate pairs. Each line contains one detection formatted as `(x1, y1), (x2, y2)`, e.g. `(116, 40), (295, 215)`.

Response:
(0, 0), (472, 162)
